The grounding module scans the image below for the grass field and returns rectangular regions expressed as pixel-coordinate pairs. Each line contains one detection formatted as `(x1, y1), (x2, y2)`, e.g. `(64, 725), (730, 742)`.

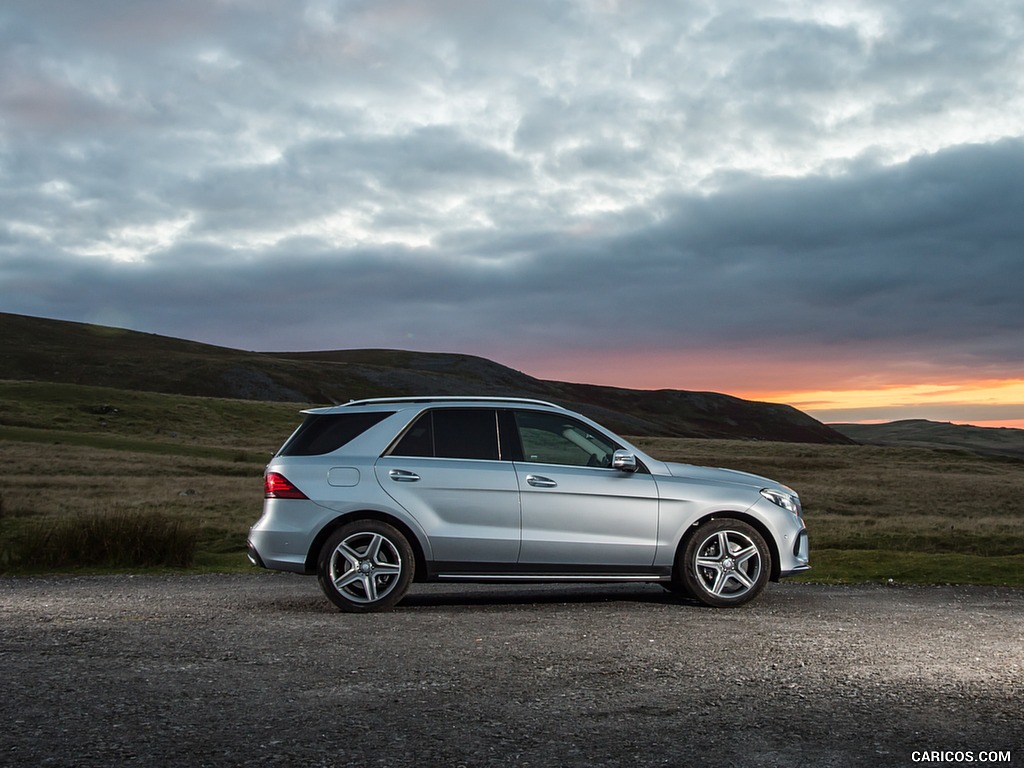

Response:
(2, 381), (1022, 585)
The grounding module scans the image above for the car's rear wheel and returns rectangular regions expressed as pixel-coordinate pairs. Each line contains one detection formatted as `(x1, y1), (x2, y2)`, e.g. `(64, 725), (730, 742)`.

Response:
(680, 519), (771, 607)
(317, 520), (414, 613)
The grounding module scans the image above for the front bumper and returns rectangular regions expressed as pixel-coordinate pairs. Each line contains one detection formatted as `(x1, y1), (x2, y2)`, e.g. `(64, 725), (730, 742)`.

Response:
(779, 528), (810, 578)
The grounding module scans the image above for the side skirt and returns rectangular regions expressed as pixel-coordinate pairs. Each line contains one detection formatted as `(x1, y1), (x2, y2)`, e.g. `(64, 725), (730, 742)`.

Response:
(425, 562), (672, 583)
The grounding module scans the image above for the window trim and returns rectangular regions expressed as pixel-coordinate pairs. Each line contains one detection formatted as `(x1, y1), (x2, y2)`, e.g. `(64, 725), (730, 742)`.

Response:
(381, 405), (648, 472)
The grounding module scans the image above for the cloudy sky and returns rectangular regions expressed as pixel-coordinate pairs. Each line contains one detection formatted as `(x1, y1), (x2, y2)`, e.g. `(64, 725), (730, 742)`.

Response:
(3, 0), (1024, 426)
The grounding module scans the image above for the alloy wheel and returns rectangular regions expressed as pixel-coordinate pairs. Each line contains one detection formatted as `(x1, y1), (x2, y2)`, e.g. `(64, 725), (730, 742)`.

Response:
(693, 528), (762, 598)
(328, 531), (404, 605)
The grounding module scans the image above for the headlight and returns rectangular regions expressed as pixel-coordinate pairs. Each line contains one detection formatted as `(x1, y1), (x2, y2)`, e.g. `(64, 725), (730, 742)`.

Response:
(760, 487), (802, 516)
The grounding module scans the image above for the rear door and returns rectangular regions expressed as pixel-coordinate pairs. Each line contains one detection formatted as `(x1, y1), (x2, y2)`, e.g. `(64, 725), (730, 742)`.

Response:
(375, 408), (521, 565)
(512, 410), (660, 569)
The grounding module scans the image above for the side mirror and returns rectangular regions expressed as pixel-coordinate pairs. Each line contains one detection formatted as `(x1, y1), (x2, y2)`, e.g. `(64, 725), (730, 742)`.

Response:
(611, 450), (638, 472)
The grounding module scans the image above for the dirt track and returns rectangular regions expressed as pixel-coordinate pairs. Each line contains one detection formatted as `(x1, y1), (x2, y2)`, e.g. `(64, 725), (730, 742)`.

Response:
(1, 574), (1021, 767)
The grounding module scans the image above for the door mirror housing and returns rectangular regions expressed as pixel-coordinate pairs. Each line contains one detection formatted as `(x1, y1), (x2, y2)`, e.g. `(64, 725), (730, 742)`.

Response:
(611, 450), (638, 472)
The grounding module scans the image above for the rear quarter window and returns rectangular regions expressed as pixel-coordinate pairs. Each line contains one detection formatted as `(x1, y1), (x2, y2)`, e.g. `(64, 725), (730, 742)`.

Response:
(389, 408), (500, 460)
(279, 411), (394, 456)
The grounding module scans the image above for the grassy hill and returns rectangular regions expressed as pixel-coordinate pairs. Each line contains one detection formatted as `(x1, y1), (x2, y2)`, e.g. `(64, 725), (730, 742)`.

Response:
(0, 312), (849, 443)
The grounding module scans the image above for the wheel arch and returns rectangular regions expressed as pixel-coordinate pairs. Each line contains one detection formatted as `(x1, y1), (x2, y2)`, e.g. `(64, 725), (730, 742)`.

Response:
(676, 511), (782, 582)
(304, 510), (428, 581)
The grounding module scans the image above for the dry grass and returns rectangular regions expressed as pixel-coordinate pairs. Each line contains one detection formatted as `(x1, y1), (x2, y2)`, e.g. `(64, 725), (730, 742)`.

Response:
(1, 385), (1022, 582)
(0, 441), (265, 572)
(6, 509), (200, 569)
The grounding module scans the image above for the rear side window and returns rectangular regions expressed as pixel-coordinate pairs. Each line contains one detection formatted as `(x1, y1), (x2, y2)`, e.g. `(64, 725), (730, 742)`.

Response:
(279, 411), (393, 456)
(390, 408), (500, 460)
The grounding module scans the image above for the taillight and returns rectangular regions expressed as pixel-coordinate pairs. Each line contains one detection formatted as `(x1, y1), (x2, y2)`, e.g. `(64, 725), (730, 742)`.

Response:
(264, 472), (308, 499)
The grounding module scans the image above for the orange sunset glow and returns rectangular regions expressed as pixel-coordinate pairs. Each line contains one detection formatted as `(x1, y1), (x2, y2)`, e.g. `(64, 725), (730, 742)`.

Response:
(524, 350), (1024, 429)
(735, 379), (1024, 429)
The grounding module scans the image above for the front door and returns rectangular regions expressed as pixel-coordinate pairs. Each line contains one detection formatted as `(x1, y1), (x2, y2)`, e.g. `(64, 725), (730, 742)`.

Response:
(512, 410), (659, 569)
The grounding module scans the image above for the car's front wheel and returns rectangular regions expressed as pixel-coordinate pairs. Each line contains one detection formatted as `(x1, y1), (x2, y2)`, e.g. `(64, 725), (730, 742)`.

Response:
(317, 520), (414, 612)
(679, 519), (771, 607)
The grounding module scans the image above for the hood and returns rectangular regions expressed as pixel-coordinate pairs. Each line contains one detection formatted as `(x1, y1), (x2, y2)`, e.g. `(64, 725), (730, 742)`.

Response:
(663, 461), (780, 490)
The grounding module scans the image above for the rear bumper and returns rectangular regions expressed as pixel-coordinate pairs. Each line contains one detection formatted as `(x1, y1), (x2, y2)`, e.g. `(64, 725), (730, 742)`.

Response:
(248, 498), (333, 574)
(246, 541), (267, 569)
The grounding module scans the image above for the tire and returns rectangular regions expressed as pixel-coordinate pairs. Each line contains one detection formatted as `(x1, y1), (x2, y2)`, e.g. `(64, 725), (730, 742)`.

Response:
(317, 520), (414, 613)
(679, 519), (771, 608)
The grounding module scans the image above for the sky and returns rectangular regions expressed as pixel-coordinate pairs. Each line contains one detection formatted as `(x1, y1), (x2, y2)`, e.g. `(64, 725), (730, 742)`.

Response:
(2, 0), (1024, 427)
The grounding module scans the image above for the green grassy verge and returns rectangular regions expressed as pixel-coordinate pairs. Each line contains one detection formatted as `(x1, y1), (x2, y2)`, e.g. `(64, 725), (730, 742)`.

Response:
(792, 549), (1024, 587)
(0, 424), (263, 463)
(0, 379), (304, 453)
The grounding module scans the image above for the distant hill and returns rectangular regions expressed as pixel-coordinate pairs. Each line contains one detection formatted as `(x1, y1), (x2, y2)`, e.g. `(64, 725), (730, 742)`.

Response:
(1, 312), (851, 443)
(832, 420), (1024, 459)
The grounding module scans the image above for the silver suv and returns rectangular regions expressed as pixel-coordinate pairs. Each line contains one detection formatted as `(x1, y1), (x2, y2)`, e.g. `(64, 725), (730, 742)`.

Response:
(248, 397), (809, 611)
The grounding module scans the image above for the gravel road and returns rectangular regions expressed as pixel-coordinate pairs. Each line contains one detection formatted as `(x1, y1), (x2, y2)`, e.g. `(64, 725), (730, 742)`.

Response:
(1, 574), (1021, 768)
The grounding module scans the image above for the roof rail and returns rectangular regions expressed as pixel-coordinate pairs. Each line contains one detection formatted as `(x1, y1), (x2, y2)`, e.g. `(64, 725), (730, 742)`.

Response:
(343, 396), (563, 408)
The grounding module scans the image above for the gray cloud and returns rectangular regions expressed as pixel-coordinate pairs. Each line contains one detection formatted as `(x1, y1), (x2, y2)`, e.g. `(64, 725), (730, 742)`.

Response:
(2, 0), (1023, 415)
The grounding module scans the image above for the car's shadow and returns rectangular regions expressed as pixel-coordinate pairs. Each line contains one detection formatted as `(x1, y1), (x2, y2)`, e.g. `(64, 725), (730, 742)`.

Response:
(399, 582), (692, 609)
(353, 583), (706, 612)
(246, 577), (711, 614)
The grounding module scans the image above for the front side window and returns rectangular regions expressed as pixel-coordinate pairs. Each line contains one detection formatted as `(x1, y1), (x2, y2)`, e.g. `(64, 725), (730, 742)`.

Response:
(390, 408), (500, 460)
(515, 411), (619, 467)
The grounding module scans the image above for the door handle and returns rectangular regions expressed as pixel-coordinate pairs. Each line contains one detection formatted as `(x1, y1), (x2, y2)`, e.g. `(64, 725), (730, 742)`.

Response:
(388, 469), (420, 482)
(526, 474), (557, 488)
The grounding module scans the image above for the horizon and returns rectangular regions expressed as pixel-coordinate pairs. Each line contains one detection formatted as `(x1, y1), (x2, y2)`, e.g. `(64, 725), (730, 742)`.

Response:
(2, 3), (1022, 430)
